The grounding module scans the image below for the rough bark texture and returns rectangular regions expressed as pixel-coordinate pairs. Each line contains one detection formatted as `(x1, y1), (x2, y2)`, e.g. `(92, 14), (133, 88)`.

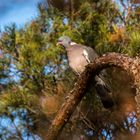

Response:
(46, 52), (140, 140)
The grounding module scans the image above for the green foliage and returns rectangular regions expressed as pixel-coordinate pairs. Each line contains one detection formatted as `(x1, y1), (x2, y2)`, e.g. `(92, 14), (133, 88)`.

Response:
(127, 31), (140, 56)
(0, 86), (40, 114)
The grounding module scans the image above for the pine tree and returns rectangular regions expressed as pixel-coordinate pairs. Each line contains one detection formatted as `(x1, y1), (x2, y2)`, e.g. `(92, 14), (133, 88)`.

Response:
(0, 0), (139, 139)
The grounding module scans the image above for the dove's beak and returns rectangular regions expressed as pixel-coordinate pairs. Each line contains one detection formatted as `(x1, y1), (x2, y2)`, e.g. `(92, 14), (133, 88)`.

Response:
(56, 41), (62, 46)
(56, 42), (60, 46)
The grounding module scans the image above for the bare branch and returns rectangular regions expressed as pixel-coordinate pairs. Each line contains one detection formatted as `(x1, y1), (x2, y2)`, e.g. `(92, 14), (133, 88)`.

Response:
(46, 52), (140, 140)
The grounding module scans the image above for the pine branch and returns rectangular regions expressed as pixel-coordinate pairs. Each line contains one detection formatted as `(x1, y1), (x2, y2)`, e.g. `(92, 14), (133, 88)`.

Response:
(46, 52), (140, 140)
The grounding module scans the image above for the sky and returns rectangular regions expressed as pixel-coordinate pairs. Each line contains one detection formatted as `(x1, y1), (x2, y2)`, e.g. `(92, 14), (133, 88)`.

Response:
(0, 0), (42, 30)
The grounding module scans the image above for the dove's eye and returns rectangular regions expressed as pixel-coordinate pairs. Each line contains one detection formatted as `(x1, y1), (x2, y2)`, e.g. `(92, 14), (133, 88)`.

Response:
(58, 40), (62, 42)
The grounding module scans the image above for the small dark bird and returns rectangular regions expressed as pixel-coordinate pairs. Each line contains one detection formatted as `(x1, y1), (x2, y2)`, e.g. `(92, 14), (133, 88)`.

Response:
(57, 36), (114, 108)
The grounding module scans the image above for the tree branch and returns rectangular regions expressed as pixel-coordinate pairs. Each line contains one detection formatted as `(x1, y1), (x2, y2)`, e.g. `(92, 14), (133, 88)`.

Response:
(46, 52), (140, 140)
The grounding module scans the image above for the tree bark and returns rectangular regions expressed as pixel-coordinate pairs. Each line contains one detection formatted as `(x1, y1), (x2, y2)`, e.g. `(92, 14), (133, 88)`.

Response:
(46, 52), (140, 140)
